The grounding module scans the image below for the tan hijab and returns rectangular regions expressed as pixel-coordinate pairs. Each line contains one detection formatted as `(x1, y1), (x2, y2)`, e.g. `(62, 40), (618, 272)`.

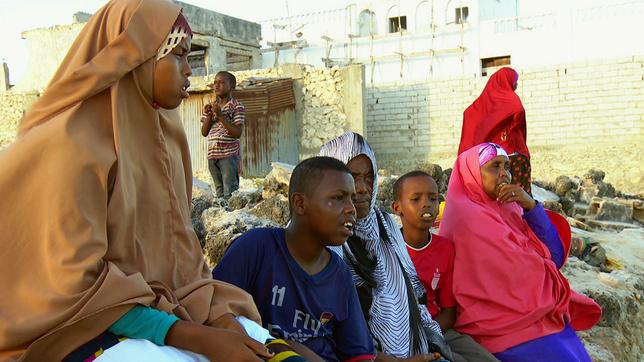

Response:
(0, 0), (260, 360)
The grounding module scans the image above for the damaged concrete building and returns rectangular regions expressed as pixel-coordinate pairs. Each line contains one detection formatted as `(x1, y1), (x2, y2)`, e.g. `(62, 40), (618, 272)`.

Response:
(11, 1), (262, 93)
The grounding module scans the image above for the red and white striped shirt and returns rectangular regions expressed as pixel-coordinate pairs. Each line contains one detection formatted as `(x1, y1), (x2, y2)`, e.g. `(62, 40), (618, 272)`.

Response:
(203, 98), (245, 160)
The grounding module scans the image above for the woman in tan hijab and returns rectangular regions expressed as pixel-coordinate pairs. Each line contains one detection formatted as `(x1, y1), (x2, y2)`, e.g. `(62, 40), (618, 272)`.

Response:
(0, 0), (276, 361)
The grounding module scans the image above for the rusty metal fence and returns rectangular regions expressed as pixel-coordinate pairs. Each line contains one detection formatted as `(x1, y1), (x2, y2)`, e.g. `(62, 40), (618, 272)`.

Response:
(179, 79), (299, 178)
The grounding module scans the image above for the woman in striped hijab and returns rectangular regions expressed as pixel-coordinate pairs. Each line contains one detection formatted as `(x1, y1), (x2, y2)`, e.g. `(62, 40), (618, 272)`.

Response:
(320, 132), (452, 362)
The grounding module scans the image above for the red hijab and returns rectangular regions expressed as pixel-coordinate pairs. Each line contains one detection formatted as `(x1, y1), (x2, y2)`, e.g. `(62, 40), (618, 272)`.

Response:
(458, 67), (529, 157)
(438, 144), (600, 353)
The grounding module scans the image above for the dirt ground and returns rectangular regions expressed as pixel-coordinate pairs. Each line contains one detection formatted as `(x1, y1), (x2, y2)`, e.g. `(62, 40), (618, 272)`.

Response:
(414, 140), (642, 195)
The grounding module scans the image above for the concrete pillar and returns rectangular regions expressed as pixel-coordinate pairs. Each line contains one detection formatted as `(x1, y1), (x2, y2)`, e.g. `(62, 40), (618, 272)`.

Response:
(340, 64), (366, 135)
(204, 36), (227, 74)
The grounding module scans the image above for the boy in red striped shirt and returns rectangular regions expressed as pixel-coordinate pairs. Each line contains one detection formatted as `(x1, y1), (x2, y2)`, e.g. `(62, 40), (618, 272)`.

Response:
(201, 71), (245, 199)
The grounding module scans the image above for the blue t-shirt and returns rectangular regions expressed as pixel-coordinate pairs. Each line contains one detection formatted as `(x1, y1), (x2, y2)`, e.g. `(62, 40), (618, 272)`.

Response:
(213, 228), (375, 362)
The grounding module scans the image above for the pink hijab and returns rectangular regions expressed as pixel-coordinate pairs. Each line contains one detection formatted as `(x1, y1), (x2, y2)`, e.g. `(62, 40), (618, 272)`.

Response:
(438, 143), (600, 353)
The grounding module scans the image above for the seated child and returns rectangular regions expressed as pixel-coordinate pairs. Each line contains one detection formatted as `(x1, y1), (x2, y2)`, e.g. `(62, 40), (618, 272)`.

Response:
(213, 156), (376, 362)
(392, 171), (499, 362)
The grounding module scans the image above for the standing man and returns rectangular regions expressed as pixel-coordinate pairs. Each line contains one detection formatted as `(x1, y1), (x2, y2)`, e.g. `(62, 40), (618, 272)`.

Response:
(201, 71), (245, 199)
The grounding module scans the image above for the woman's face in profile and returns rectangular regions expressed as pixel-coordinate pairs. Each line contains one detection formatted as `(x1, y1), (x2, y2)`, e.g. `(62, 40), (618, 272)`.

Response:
(153, 37), (192, 109)
(480, 155), (512, 199)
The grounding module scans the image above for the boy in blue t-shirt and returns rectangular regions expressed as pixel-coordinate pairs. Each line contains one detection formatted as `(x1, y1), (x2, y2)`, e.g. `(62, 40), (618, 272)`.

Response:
(213, 156), (375, 362)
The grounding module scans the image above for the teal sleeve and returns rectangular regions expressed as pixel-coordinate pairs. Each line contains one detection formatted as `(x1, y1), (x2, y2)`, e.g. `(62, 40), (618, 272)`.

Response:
(108, 304), (179, 346)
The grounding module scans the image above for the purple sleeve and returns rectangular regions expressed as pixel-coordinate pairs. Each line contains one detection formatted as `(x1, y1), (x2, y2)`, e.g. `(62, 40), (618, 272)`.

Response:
(523, 202), (564, 268)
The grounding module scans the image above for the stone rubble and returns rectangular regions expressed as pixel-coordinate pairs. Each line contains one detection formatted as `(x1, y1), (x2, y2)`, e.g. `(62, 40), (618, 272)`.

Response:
(534, 168), (643, 232)
(0, 91), (39, 149)
(563, 228), (643, 362)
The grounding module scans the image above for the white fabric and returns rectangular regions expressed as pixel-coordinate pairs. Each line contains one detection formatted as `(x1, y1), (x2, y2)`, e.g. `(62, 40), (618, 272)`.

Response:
(319, 131), (442, 358)
(95, 317), (270, 361)
(236, 316), (272, 344)
(156, 25), (189, 61)
(95, 339), (209, 362)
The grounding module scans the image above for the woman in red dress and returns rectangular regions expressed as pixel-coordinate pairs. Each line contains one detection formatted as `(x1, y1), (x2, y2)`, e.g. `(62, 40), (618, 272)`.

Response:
(458, 67), (532, 194)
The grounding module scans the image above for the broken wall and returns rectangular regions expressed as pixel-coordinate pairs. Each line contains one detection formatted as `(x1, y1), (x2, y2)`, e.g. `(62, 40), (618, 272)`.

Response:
(233, 64), (365, 159)
(176, 0), (262, 74)
(366, 56), (644, 192)
(13, 24), (85, 92)
(13, 2), (262, 92)
(0, 91), (39, 149)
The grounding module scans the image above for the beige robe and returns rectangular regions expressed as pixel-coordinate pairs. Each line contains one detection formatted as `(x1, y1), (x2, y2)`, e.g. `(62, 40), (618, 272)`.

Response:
(0, 0), (260, 360)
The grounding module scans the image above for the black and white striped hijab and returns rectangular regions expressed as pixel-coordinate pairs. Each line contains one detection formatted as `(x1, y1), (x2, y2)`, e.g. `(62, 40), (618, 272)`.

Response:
(319, 132), (443, 358)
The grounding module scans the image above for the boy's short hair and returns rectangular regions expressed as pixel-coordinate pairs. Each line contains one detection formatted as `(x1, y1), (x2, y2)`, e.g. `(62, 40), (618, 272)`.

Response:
(289, 156), (350, 207)
(393, 170), (434, 201)
(216, 71), (237, 89)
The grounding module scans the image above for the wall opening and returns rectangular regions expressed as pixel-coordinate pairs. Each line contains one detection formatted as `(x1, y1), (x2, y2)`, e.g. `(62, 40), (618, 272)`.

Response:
(455, 6), (469, 24)
(188, 44), (207, 77)
(481, 55), (511, 76)
(415, 1), (433, 32)
(358, 9), (378, 36)
(226, 50), (253, 71)
(389, 16), (407, 33)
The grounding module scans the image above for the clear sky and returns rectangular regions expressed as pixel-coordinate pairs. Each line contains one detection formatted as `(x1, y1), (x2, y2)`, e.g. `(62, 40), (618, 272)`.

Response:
(0, 0), (350, 84)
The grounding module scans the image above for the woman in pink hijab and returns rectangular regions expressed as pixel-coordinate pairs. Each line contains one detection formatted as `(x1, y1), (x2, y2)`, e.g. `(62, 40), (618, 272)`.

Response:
(438, 143), (601, 361)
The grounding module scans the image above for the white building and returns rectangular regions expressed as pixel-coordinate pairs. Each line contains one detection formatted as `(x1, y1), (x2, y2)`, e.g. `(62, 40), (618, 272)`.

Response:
(259, 0), (644, 83)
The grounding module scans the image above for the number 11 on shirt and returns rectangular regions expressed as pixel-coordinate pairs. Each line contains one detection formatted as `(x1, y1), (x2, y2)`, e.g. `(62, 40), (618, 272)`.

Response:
(272, 285), (286, 307)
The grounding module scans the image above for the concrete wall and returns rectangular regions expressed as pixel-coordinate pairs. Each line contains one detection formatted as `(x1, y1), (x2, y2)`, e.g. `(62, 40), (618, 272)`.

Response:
(192, 35), (261, 77)
(260, 0), (644, 84)
(175, 1), (260, 47)
(13, 23), (84, 92)
(365, 56), (644, 192)
(340, 65), (367, 139)
(13, 3), (262, 92)
(175, 0), (261, 75)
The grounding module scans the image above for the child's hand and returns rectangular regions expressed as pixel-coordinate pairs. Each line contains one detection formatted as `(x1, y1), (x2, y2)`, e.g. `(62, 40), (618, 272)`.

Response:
(165, 320), (273, 361)
(202, 104), (214, 122)
(213, 103), (222, 118)
(210, 312), (246, 335)
(498, 183), (536, 210)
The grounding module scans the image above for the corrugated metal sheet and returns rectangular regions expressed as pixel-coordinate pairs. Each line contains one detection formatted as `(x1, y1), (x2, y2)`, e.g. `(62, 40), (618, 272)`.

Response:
(179, 93), (210, 172)
(235, 79), (298, 177)
(179, 79), (299, 178)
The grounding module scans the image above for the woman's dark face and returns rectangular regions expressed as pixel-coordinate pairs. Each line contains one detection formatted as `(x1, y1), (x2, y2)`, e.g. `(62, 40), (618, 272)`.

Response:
(153, 37), (192, 109)
(346, 155), (374, 220)
(480, 155), (512, 200)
